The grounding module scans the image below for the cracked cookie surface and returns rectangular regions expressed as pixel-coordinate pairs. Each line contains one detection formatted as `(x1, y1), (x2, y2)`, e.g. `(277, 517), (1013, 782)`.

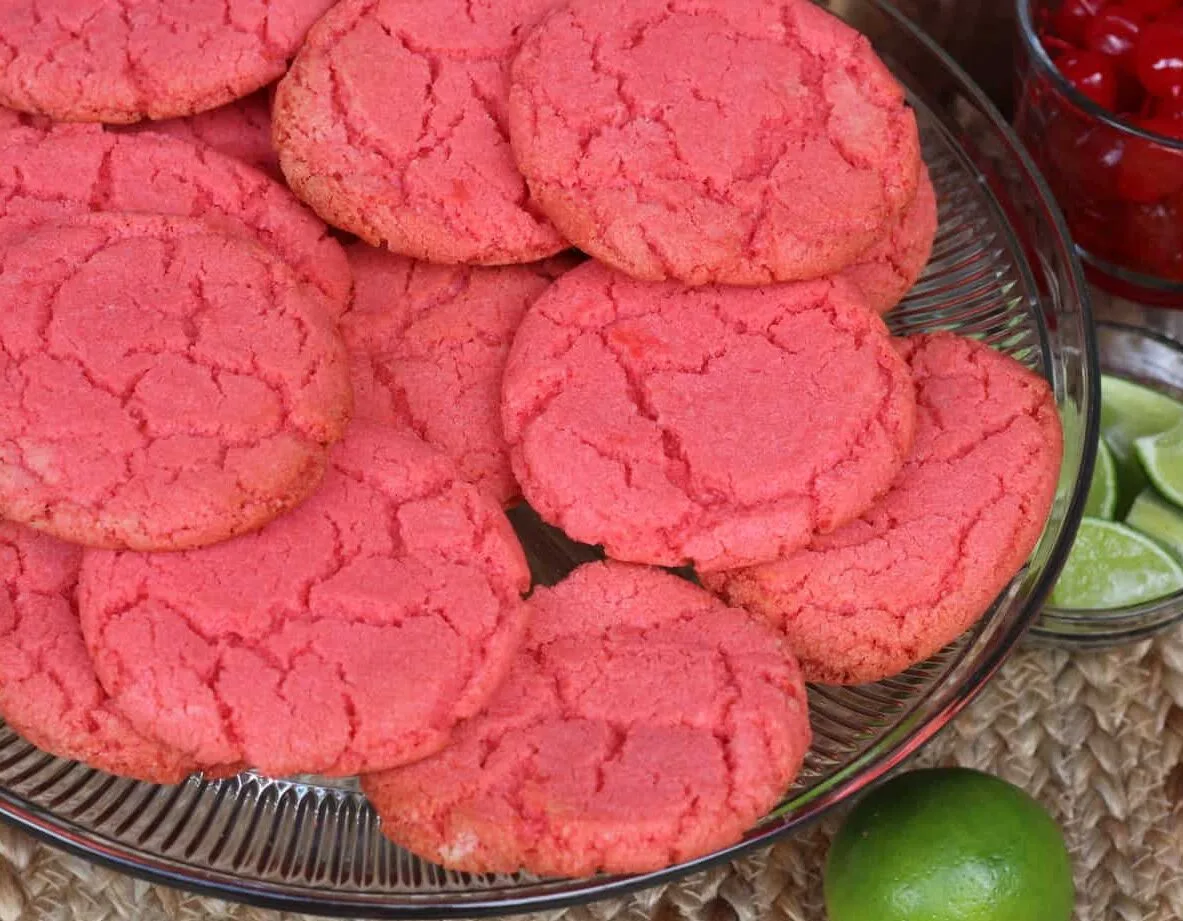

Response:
(501, 261), (916, 572)
(342, 244), (569, 507)
(705, 333), (1063, 685)
(507, 0), (921, 285)
(0, 213), (352, 550)
(840, 166), (938, 315)
(0, 0), (337, 123)
(79, 422), (532, 777)
(362, 560), (810, 877)
(0, 521), (202, 782)
(0, 123), (351, 317)
(273, 0), (566, 265)
(115, 87), (280, 179)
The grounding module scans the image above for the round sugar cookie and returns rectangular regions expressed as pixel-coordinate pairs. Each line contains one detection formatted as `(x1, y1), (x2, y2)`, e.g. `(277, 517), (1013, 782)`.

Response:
(115, 88), (280, 179)
(78, 422), (531, 778)
(507, 0), (921, 285)
(0, 124), (351, 316)
(501, 261), (916, 572)
(343, 244), (569, 506)
(705, 333), (1063, 685)
(0, 522), (210, 782)
(839, 167), (939, 315)
(0, 0), (337, 123)
(273, 0), (566, 265)
(362, 560), (810, 877)
(0, 213), (352, 550)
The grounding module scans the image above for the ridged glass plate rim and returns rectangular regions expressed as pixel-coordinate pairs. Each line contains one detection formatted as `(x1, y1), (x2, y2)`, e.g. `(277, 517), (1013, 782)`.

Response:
(0, 0), (1098, 916)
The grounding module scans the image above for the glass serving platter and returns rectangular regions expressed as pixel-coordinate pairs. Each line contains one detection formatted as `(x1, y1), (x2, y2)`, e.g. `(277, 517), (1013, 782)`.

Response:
(0, 0), (1097, 915)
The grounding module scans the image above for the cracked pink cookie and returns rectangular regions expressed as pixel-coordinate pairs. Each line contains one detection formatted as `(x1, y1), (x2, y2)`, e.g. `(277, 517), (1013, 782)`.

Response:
(0, 213), (352, 550)
(273, 0), (566, 265)
(78, 422), (531, 777)
(501, 261), (916, 572)
(507, 0), (921, 285)
(0, 0), (337, 123)
(0, 124), (351, 316)
(114, 88), (280, 179)
(362, 560), (810, 877)
(343, 243), (568, 506)
(704, 333), (1063, 686)
(0, 521), (205, 782)
(839, 166), (938, 315)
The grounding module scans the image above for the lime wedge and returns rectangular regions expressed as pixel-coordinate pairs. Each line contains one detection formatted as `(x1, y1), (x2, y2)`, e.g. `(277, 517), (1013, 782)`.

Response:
(1135, 420), (1183, 507)
(1100, 375), (1183, 516)
(1126, 488), (1183, 562)
(1049, 518), (1183, 609)
(1083, 437), (1117, 519)
(1100, 375), (1183, 451)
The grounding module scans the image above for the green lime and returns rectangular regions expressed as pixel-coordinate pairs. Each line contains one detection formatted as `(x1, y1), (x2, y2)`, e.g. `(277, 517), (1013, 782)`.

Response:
(824, 768), (1073, 921)
(1049, 517), (1183, 609)
(1100, 374), (1183, 453)
(1083, 436), (1117, 519)
(1126, 488), (1183, 562)
(1135, 420), (1183, 508)
(1101, 375), (1183, 515)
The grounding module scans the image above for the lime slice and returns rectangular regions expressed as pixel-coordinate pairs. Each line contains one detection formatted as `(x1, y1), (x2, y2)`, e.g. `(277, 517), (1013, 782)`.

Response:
(1135, 420), (1183, 508)
(1083, 437), (1117, 519)
(1126, 488), (1183, 562)
(1049, 518), (1183, 609)
(1100, 375), (1183, 516)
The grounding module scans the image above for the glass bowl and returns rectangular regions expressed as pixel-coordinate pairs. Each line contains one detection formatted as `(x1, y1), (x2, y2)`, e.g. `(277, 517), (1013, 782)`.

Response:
(1033, 322), (1183, 647)
(1014, 0), (1183, 308)
(0, 2), (1096, 916)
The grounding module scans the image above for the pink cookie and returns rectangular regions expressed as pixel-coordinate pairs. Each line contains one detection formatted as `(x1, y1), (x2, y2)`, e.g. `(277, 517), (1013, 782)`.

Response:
(114, 88), (280, 179)
(79, 422), (532, 778)
(0, 124), (351, 316)
(362, 560), (810, 877)
(0, 522), (204, 782)
(273, 0), (566, 265)
(0, 0), (337, 123)
(501, 261), (916, 572)
(342, 244), (567, 506)
(0, 213), (352, 550)
(507, 0), (921, 285)
(705, 333), (1063, 685)
(839, 166), (939, 315)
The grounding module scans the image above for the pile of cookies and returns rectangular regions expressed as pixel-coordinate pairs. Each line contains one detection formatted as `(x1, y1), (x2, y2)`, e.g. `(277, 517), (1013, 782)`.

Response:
(0, 0), (1062, 879)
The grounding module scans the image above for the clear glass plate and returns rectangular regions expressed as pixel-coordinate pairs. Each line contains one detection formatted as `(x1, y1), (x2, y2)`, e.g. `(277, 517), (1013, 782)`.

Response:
(0, 1), (1097, 916)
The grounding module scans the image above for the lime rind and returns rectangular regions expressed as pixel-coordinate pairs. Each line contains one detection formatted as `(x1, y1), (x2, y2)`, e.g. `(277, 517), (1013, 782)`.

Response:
(1083, 437), (1117, 520)
(1049, 517), (1183, 610)
(1126, 489), (1183, 563)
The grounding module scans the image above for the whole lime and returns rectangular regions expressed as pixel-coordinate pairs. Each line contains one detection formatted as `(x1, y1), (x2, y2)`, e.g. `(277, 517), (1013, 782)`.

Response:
(824, 768), (1074, 921)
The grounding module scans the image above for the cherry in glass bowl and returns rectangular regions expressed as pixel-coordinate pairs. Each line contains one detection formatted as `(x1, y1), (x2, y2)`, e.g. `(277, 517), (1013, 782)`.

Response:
(1016, 0), (1183, 307)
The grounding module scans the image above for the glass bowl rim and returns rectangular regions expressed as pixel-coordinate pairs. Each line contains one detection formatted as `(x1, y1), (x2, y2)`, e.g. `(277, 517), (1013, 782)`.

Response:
(1016, 0), (1183, 150)
(1039, 320), (1183, 627)
(0, 1), (1099, 916)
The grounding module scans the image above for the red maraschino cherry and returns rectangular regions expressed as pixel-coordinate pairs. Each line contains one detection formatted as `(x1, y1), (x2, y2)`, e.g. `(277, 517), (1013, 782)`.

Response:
(1122, 0), (1180, 17)
(1055, 0), (1109, 45)
(1056, 49), (1121, 107)
(1134, 22), (1183, 98)
(1085, 6), (1146, 71)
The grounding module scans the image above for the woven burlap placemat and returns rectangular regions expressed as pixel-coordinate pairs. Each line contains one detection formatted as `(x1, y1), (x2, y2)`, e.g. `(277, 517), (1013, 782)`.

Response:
(2, 629), (1182, 921)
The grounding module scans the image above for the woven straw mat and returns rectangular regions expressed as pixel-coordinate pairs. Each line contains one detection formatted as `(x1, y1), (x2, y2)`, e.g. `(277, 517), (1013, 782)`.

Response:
(0, 631), (1181, 921)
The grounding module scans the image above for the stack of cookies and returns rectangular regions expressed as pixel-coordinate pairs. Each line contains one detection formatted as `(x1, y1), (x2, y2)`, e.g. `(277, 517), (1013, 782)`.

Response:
(0, 0), (1062, 879)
